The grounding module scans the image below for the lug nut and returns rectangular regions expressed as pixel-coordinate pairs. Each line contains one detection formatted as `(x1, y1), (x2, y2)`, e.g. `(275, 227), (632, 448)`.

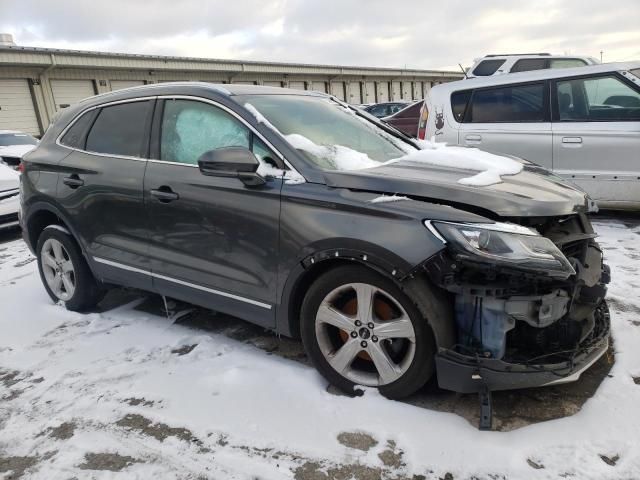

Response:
(372, 336), (378, 342)
(360, 341), (368, 348)
(355, 320), (362, 327)
(350, 331), (358, 338)
(367, 322), (374, 329)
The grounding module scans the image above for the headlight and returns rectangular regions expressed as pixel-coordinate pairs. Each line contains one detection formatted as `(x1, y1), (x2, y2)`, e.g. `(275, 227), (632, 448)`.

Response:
(426, 221), (575, 279)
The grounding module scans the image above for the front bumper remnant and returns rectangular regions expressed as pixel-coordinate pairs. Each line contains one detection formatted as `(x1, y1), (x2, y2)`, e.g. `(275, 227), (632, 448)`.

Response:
(435, 301), (610, 394)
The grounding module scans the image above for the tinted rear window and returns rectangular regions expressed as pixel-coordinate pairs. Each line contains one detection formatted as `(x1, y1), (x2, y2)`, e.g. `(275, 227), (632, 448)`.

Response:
(467, 83), (546, 123)
(86, 101), (151, 157)
(60, 110), (97, 149)
(511, 59), (547, 73)
(472, 59), (506, 76)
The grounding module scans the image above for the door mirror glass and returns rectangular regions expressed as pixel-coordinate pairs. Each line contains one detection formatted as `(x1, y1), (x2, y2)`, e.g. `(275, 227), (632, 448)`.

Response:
(198, 147), (265, 186)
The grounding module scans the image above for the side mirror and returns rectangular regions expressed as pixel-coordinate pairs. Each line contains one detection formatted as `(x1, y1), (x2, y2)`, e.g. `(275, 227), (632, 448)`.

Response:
(197, 147), (266, 187)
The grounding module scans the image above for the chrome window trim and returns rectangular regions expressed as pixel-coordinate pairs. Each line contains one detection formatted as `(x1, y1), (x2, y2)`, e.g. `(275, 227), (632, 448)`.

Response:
(54, 93), (305, 181)
(93, 256), (272, 310)
(55, 96), (157, 162)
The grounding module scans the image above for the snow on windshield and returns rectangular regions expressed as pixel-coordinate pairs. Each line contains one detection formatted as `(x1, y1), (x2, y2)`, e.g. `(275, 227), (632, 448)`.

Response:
(245, 102), (523, 187)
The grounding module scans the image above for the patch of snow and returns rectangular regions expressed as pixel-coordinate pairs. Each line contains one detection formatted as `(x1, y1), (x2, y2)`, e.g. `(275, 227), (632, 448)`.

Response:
(284, 133), (381, 171)
(0, 163), (20, 182)
(387, 141), (523, 187)
(370, 194), (410, 204)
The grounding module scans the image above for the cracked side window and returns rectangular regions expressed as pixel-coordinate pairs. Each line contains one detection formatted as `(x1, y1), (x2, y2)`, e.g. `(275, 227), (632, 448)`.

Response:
(160, 99), (250, 165)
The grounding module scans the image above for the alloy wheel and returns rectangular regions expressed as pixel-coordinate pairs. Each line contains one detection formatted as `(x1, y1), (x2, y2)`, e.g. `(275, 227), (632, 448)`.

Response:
(41, 238), (76, 301)
(315, 282), (416, 386)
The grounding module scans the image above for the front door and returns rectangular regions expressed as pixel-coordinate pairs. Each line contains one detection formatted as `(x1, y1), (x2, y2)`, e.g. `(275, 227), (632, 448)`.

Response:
(551, 73), (640, 207)
(144, 98), (282, 327)
(57, 99), (154, 290)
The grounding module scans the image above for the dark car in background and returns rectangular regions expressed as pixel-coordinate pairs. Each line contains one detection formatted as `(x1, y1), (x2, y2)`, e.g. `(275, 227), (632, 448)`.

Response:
(381, 101), (422, 137)
(363, 101), (409, 118)
(20, 83), (610, 404)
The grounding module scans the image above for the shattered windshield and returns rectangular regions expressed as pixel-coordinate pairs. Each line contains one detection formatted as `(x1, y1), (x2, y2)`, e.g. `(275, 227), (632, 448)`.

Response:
(235, 94), (413, 170)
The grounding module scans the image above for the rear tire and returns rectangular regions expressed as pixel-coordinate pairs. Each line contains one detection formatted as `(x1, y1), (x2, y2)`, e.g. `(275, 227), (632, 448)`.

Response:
(36, 226), (104, 312)
(300, 265), (435, 399)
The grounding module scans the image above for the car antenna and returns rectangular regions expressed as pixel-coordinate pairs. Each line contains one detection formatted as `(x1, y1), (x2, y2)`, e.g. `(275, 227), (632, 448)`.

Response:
(458, 63), (469, 79)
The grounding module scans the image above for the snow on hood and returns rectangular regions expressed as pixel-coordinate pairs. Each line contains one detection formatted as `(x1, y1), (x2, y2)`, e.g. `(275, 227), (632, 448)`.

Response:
(0, 144), (36, 159)
(284, 133), (522, 186)
(395, 140), (523, 187)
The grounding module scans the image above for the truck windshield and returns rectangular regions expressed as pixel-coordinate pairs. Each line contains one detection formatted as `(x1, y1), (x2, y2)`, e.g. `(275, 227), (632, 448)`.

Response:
(235, 94), (413, 171)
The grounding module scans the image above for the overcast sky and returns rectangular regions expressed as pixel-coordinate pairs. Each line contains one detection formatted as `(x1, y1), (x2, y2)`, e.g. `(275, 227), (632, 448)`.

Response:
(1, 0), (638, 70)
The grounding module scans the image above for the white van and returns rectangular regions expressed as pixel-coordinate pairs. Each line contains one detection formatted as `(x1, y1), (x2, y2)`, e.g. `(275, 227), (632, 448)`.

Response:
(419, 62), (640, 209)
(467, 54), (599, 78)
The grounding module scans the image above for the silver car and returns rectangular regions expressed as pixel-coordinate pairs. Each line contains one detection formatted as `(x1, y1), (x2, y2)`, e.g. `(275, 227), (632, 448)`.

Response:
(421, 62), (640, 209)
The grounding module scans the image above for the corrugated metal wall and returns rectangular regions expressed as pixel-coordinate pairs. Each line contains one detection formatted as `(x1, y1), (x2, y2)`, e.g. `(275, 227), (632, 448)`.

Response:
(0, 49), (462, 135)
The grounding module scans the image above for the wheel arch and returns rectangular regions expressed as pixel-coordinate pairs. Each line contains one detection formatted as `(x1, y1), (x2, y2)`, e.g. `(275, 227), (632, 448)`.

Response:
(24, 202), (84, 256)
(277, 243), (454, 349)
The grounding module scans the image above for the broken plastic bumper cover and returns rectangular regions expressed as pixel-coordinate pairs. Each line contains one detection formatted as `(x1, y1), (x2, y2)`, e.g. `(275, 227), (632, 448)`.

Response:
(435, 301), (610, 393)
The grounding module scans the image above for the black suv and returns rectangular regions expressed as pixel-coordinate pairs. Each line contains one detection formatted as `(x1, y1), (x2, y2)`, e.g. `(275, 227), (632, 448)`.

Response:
(20, 83), (610, 400)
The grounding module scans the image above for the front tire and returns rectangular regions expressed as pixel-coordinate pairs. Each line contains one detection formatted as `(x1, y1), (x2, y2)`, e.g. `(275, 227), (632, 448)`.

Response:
(300, 265), (435, 399)
(36, 226), (103, 312)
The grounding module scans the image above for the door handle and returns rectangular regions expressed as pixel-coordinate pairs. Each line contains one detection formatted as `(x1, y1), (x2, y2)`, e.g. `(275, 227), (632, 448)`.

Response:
(562, 137), (583, 144)
(62, 174), (84, 188)
(465, 134), (482, 144)
(150, 186), (179, 203)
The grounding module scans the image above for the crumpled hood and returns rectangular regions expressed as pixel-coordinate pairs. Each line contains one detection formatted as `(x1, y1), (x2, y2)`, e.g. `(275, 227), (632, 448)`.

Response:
(0, 144), (36, 159)
(322, 160), (590, 217)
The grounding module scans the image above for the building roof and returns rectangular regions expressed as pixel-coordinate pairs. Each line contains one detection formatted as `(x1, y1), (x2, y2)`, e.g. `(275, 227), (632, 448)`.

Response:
(0, 44), (463, 78)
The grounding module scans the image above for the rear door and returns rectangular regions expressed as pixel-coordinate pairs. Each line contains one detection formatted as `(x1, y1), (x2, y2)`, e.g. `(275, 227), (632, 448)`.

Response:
(144, 97), (283, 327)
(57, 98), (154, 289)
(551, 72), (640, 206)
(457, 81), (553, 169)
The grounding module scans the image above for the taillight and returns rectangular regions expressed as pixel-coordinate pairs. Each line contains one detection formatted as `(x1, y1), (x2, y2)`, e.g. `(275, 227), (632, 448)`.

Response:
(17, 162), (25, 173)
(417, 103), (429, 140)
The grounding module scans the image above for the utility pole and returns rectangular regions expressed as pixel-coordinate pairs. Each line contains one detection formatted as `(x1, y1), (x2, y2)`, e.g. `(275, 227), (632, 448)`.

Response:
(600, 50), (603, 62)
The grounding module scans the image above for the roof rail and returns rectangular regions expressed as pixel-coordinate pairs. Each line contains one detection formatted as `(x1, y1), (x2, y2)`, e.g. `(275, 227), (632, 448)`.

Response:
(485, 53), (551, 57)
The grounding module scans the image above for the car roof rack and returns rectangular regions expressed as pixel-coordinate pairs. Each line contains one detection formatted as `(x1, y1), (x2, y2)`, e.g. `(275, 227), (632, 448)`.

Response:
(484, 53), (551, 57)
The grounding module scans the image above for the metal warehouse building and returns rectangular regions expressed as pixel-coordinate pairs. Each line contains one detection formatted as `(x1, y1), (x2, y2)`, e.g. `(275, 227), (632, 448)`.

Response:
(0, 36), (462, 137)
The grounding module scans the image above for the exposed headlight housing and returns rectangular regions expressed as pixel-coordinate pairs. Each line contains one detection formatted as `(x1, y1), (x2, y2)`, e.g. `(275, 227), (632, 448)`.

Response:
(426, 221), (576, 279)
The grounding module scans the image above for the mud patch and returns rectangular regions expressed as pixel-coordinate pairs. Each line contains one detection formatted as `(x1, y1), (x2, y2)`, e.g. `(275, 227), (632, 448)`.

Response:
(527, 458), (545, 469)
(599, 454), (620, 466)
(337, 432), (378, 452)
(171, 344), (197, 356)
(78, 452), (140, 472)
(606, 297), (640, 316)
(633, 376), (640, 385)
(0, 369), (21, 388)
(115, 413), (202, 446)
(378, 441), (405, 468)
(124, 397), (155, 407)
(48, 422), (76, 440)
(0, 455), (38, 479)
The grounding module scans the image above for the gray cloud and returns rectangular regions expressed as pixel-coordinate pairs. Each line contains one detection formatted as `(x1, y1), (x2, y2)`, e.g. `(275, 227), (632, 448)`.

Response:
(1, 0), (638, 69)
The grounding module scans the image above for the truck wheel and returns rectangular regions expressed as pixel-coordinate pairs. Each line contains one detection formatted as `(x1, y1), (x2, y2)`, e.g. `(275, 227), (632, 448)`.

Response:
(301, 265), (435, 399)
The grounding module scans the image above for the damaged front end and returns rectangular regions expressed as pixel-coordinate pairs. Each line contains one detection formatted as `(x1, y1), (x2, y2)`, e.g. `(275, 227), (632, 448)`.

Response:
(423, 213), (611, 394)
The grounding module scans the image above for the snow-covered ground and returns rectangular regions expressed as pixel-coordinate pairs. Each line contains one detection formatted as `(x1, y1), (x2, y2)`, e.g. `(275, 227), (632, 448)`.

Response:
(1, 217), (639, 479)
